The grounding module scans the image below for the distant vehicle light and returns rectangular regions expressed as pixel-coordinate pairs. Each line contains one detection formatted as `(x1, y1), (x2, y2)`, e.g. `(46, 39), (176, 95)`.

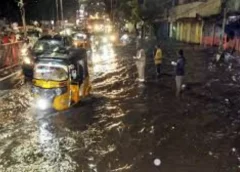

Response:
(102, 37), (108, 43)
(95, 41), (99, 45)
(122, 34), (128, 40)
(21, 48), (28, 55)
(94, 25), (99, 31)
(24, 57), (31, 65)
(110, 35), (116, 42)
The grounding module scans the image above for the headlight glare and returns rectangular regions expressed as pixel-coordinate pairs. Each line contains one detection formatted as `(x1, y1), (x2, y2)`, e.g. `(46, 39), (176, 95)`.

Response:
(36, 98), (49, 110)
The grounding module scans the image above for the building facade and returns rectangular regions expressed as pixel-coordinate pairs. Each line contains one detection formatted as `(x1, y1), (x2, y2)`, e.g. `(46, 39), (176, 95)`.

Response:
(169, 0), (221, 44)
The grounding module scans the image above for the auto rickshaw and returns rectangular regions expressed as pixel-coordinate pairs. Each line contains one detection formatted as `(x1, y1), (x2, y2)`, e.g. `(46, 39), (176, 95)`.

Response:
(32, 48), (91, 111)
(72, 32), (90, 49)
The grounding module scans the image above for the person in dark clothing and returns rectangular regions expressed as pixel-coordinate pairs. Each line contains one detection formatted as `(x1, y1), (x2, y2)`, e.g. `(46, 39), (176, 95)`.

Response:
(69, 47), (87, 84)
(171, 49), (186, 97)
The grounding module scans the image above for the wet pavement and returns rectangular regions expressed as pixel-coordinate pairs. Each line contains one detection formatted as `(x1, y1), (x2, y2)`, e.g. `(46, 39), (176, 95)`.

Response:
(1, 39), (240, 172)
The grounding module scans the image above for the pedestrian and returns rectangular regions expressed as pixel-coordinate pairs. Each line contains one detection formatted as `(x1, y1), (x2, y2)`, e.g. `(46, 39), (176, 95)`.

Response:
(2, 32), (10, 44)
(154, 44), (163, 77)
(9, 32), (16, 43)
(171, 49), (186, 97)
(134, 44), (146, 82)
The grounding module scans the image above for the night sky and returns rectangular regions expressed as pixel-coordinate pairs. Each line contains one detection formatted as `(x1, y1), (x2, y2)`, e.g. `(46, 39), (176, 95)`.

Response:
(0, 0), (20, 21)
(0, 0), (79, 22)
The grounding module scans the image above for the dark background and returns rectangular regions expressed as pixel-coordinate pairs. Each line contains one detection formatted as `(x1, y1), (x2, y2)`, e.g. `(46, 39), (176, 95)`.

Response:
(0, 0), (79, 22)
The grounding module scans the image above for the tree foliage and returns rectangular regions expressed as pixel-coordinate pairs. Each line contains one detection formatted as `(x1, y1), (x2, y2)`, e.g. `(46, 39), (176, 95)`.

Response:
(113, 0), (171, 23)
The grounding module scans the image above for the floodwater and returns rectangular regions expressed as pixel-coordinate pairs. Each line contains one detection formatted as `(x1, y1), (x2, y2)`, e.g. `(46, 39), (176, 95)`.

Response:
(0, 40), (240, 172)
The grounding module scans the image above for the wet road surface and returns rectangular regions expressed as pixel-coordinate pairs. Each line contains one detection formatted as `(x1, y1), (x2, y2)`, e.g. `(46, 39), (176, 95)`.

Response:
(1, 40), (240, 172)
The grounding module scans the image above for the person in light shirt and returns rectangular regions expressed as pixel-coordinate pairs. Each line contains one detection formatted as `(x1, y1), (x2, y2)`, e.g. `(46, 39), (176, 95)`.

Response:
(134, 44), (146, 82)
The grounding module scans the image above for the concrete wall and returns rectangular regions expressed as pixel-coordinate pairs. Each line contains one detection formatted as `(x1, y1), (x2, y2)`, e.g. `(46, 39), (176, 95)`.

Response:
(227, 0), (240, 12)
(169, 0), (221, 21)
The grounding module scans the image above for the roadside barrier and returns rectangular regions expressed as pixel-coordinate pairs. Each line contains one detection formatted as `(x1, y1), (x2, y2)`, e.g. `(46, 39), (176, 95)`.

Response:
(0, 42), (22, 70)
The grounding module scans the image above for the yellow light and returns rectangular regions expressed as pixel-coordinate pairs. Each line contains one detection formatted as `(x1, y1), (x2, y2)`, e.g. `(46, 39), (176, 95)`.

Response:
(24, 57), (31, 64)
(21, 48), (27, 55)
(110, 35), (116, 42)
(94, 25), (99, 31)
(38, 45), (43, 51)
(74, 42), (78, 47)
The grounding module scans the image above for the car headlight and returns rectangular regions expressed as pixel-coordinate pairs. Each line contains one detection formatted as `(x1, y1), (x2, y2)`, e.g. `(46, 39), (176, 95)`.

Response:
(94, 25), (99, 31)
(74, 42), (78, 47)
(36, 98), (49, 110)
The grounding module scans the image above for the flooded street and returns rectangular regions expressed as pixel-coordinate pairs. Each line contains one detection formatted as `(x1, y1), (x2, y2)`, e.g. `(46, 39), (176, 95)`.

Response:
(1, 41), (240, 172)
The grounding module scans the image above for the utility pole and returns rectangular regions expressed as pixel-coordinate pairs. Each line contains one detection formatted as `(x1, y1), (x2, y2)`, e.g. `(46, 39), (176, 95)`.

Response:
(111, 0), (113, 21)
(18, 0), (27, 37)
(60, 0), (64, 27)
(55, 0), (59, 24)
(219, 2), (228, 50)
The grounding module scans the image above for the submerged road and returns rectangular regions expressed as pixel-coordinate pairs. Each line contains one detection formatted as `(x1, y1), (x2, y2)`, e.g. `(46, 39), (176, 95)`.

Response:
(0, 41), (240, 172)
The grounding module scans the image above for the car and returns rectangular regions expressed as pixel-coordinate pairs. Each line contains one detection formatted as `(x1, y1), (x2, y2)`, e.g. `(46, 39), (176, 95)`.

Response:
(22, 35), (73, 78)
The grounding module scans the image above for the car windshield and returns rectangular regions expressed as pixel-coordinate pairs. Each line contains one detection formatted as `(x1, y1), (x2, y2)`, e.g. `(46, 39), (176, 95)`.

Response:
(34, 63), (68, 81)
(33, 40), (62, 53)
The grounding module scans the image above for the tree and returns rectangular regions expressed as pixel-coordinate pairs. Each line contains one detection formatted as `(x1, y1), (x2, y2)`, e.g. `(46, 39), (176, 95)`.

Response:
(106, 0), (171, 24)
